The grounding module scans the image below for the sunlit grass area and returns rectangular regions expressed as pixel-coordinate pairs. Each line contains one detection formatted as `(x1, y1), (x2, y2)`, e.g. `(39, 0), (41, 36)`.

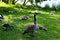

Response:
(0, 2), (60, 40)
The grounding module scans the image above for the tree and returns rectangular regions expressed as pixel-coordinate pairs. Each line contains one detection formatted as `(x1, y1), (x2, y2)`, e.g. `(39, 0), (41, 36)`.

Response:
(2, 0), (11, 4)
(35, 0), (40, 3)
(12, 0), (16, 4)
(0, 0), (2, 2)
(2, 0), (18, 4)
(2, 0), (7, 3)
(23, 0), (33, 5)
(23, 0), (26, 5)
(29, 0), (33, 4)
(8, 0), (11, 4)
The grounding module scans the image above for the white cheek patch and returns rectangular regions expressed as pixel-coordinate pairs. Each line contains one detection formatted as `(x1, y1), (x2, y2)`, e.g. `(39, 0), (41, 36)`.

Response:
(0, 15), (1, 17)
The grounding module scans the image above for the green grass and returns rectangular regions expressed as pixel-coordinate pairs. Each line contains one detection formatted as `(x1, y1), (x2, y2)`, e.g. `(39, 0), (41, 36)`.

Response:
(0, 2), (60, 40)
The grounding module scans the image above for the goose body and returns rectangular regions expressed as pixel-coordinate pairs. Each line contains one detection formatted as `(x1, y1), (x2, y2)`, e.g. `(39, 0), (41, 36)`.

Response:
(22, 13), (37, 36)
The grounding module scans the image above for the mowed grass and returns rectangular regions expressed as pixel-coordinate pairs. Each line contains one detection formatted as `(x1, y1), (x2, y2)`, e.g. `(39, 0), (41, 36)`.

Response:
(0, 2), (60, 40)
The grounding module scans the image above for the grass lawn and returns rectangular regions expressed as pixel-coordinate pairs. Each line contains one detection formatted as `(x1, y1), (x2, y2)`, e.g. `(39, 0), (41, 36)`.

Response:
(0, 2), (60, 40)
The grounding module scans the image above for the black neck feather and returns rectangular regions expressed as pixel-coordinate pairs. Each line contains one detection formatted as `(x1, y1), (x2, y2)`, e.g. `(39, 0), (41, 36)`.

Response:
(34, 14), (36, 25)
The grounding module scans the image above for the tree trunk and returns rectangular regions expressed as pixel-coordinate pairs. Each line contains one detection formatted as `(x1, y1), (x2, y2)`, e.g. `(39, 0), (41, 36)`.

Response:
(2, 0), (6, 3)
(23, 0), (26, 5)
(0, 0), (2, 2)
(12, 0), (18, 4)
(8, 0), (11, 4)
(12, 0), (15, 4)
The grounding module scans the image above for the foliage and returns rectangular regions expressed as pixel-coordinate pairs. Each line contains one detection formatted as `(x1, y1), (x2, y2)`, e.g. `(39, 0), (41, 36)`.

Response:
(2, 0), (16, 4)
